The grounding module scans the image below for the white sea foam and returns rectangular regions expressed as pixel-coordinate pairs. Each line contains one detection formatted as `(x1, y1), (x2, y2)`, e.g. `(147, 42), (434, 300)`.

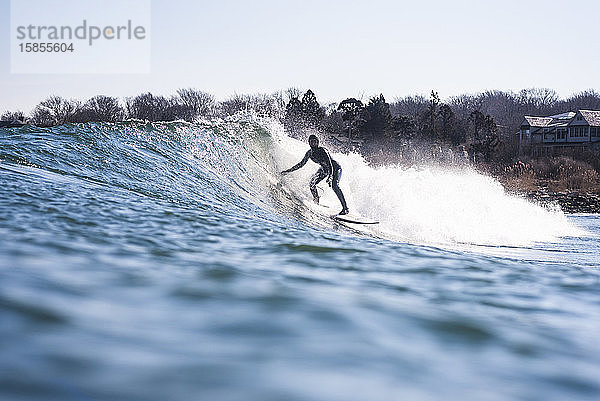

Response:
(266, 119), (583, 247)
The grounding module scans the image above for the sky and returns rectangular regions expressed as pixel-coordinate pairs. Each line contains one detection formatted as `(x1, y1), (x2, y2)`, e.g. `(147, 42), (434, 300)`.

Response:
(1, 0), (599, 113)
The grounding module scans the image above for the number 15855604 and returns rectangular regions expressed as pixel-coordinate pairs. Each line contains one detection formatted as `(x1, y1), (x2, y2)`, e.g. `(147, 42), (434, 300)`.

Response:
(19, 42), (74, 52)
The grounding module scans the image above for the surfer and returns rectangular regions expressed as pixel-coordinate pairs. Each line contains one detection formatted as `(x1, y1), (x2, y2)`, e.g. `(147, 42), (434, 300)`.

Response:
(281, 134), (349, 215)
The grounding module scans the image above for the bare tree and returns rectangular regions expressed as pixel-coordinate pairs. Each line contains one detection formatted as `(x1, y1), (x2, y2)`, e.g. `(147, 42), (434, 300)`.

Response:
(218, 93), (284, 118)
(517, 88), (559, 114)
(448, 94), (483, 120)
(176, 88), (215, 121)
(390, 94), (429, 120)
(563, 89), (600, 111)
(82, 95), (124, 122)
(284, 87), (303, 104)
(29, 96), (81, 126)
(1, 110), (25, 122)
(29, 107), (55, 127)
(125, 93), (180, 121)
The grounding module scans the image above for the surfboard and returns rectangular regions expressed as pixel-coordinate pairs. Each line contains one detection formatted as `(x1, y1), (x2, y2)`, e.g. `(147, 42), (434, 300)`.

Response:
(332, 213), (379, 225)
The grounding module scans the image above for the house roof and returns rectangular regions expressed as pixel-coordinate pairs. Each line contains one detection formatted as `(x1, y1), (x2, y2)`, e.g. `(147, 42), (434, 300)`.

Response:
(523, 116), (553, 127)
(522, 110), (600, 129)
(548, 111), (576, 120)
(579, 110), (600, 126)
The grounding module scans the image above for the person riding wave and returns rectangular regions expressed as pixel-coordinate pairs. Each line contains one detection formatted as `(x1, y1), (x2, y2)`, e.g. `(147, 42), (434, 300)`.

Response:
(281, 134), (349, 215)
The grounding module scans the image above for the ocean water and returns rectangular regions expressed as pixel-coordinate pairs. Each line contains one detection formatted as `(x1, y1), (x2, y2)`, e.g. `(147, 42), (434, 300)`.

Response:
(1, 118), (599, 401)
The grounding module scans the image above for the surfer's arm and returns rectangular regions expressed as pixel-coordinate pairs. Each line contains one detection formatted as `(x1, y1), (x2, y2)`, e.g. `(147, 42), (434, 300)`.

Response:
(282, 150), (311, 174)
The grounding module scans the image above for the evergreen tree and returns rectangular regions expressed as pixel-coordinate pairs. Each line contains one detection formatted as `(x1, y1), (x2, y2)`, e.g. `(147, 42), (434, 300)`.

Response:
(468, 110), (499, 161)
(337, 98), (365, 140)
(337, 98), (364, 122)
(300, 89), (325, 129)
(283, 96), (303, 134)
(361, 94), (392, 139)
(438, 103), (459, 144)
(419, 90), (440, 140)
(467, 109), (486, 142)
(391, 115), (416, 141)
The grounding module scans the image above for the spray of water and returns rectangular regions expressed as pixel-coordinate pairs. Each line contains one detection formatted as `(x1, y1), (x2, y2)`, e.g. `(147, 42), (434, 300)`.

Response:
(265, 119), (582, 247)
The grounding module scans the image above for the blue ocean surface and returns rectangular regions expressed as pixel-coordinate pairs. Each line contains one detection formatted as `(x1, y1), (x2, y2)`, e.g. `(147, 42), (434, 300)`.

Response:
(1, 119), (599, 401)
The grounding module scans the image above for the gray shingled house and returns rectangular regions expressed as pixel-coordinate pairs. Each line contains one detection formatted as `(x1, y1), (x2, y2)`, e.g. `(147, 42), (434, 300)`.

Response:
(519, 110), (600, 156)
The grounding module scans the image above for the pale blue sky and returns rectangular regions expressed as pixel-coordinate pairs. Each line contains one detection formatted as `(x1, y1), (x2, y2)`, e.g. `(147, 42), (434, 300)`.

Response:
(1, 0), (599, 113)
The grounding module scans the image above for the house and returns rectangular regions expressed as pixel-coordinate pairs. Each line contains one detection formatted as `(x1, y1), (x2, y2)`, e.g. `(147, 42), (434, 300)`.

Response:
(519, 110), (600, 156)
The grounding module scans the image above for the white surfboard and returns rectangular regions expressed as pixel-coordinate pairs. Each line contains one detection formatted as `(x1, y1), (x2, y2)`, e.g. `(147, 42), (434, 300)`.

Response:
(332, 213), (379, 225)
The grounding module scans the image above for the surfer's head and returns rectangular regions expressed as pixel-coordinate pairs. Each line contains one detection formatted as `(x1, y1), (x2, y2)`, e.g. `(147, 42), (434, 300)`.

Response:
(308, 134), (319, 149)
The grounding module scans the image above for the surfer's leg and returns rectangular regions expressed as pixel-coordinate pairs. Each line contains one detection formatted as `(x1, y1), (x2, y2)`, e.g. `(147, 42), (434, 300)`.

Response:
(309, 168), (327, 203)
(331, 167), (348, 213)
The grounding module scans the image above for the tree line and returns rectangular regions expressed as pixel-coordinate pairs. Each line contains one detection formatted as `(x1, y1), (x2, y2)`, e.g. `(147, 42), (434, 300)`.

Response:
(3, 87), (600, 164)
(282, 88), (600, 163)
(1, 89), (287, 127)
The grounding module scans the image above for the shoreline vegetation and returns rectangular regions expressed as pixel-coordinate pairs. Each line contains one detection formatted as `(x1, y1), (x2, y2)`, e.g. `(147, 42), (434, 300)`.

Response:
(3, 87), (600, 213)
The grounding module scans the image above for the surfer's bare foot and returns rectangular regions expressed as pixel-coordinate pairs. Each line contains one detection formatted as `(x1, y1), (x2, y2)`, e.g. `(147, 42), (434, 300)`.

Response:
(313, 196), (319, 204)
(339, 208), (349, 215)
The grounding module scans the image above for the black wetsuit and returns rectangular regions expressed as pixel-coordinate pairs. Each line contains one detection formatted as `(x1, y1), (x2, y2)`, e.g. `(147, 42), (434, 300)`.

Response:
(286, 146), (348, 211)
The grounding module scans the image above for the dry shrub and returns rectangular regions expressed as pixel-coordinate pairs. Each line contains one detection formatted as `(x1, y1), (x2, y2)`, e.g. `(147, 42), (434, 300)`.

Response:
(536, 157), (600, 191)
(501, 157), (600, 192)
(501, 160), (538, 191)
(554, 168), (599, 192)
